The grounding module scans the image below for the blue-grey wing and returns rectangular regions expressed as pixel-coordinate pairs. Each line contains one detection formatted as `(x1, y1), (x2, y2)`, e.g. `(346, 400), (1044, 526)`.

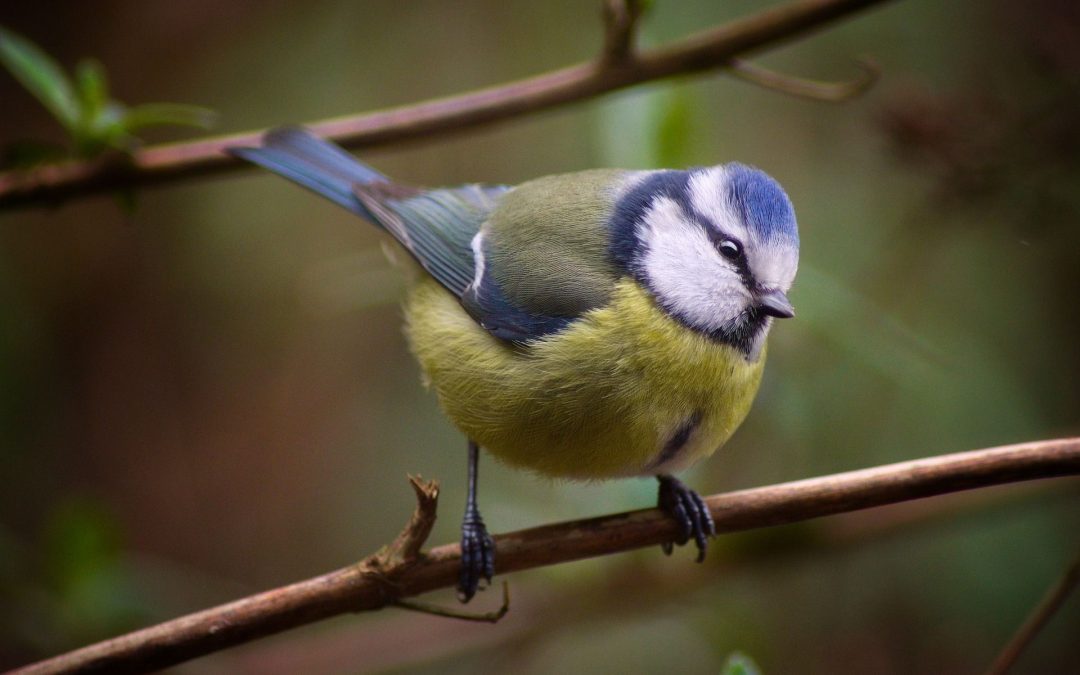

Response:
(368, 185), (576, 343)
(458, 242), (576, 342)
(357, 183), (511, 299)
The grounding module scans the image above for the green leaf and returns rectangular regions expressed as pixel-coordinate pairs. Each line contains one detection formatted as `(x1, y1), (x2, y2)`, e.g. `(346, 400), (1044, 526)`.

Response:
(71, 59), (122, 157)
(75, 58), (109, 123)
(73, 100), (132, 157)
(721, 652), (763, 675)
(121, 103), (217, 132)
(1, 25), (216, 164)
(0, 25), (80, 129)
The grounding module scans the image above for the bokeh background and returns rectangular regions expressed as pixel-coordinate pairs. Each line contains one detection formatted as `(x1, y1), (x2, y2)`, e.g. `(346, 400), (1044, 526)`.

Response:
(1, 1), (1078, 673)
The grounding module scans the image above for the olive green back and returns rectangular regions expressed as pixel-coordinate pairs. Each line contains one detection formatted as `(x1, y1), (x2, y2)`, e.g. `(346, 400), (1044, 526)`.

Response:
(484, 169), (630, 317)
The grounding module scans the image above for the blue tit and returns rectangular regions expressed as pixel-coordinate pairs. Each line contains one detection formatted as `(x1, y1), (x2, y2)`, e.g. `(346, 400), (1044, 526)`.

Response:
(231, 127), (799, 602)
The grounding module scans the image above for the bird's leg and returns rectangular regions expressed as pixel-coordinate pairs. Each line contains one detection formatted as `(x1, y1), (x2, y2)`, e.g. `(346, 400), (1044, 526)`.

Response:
(656, 474), (716, 562)
(458, 440), (495, 602)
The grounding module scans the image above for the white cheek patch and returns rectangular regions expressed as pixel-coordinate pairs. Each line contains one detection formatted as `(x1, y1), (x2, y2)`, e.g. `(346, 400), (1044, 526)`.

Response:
(636, 196), (749, 333)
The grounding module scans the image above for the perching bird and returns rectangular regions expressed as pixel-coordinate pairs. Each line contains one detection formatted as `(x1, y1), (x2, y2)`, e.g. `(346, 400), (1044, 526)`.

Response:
(231, 127), (799, 602)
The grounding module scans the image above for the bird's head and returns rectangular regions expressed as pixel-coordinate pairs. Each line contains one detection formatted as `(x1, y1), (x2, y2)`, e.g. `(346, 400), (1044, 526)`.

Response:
(611, 164), (799, 360)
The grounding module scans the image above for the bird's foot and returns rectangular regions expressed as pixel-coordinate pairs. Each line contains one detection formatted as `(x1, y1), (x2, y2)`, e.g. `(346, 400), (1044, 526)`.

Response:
(457, 512), (495, 603)
(657, 474), (716, 562)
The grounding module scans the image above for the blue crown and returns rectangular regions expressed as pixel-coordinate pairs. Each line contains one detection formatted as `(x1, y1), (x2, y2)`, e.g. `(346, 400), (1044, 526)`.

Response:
(725, 164), (798, 245)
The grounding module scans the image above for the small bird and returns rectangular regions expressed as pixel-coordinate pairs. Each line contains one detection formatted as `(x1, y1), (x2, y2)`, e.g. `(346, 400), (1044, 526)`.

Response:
(231, 127), (799, 602)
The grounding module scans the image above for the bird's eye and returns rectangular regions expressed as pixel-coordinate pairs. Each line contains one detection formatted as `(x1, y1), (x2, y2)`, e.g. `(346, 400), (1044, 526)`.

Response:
(718, 239), (742, 260)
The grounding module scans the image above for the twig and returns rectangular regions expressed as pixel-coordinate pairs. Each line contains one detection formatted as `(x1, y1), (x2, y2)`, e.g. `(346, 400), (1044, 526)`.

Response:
(729, 57), (880, 101)
(395, 581), (511, 624)
(13, 437), (1080, 675)
(601, 0), (646, 64)
(0, 0), (893, 211)
(378, 475), (440, 564)
(986, 549), (1080, 675)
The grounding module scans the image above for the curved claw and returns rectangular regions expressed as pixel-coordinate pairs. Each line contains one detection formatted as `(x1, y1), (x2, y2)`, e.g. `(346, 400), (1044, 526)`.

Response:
(458, 516), (495, 603)
(657, 475), (716, 562)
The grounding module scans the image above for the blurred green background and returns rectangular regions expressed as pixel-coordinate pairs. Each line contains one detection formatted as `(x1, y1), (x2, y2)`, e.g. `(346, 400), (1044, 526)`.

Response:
(1, 1), (1078, 673)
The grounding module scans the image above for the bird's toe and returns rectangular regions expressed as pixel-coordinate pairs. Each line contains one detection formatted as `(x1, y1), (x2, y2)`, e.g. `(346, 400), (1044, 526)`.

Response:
(657, 475), (716, 562)
(457, 516), (495, 603)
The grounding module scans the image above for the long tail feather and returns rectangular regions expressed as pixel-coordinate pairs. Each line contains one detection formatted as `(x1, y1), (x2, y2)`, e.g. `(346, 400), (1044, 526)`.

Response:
(229, 126), (387, 221)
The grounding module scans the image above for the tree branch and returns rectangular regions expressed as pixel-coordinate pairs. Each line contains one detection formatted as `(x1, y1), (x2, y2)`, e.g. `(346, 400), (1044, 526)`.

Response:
(728, 57), (880, 101)
(219, 480), (1075, 672)
(15, 437), (1080, 675)
(601, 0), (646, 64)
(0, 0), (893, 211)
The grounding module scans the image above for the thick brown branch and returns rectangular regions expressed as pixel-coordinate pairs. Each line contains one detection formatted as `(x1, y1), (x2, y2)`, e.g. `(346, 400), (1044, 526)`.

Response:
(16, 437), (1080, 675)
(0, 0), (892, 211)
(220, 481), (1076, 672)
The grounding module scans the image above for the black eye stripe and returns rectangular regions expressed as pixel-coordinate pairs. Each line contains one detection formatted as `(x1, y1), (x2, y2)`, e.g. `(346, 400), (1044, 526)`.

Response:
(656, 192), (757, 287)
(702, 225), (743, 259)
(701, 223), (755, 287)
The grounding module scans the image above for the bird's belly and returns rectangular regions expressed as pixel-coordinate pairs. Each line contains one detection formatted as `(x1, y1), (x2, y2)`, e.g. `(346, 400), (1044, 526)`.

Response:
(405, 278), (766, 480)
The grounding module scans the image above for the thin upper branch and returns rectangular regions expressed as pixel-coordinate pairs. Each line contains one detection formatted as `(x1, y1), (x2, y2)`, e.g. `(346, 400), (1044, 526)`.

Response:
(16, 437), (1080, 675)
(0, 0), (892, 211)
(728, 57), (880, 101)
(986, 548), (1080, 675)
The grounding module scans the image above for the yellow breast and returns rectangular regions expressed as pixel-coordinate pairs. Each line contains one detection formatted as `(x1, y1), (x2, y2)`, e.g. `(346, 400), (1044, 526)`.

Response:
(405, 277), (765, 480)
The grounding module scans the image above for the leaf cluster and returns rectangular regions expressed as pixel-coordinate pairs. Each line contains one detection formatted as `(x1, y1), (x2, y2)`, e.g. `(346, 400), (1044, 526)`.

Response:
(0, 26), (216, 167)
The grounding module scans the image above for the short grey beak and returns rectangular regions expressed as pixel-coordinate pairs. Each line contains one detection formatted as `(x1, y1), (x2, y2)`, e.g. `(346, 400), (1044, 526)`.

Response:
(757, 289), (795, 319)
